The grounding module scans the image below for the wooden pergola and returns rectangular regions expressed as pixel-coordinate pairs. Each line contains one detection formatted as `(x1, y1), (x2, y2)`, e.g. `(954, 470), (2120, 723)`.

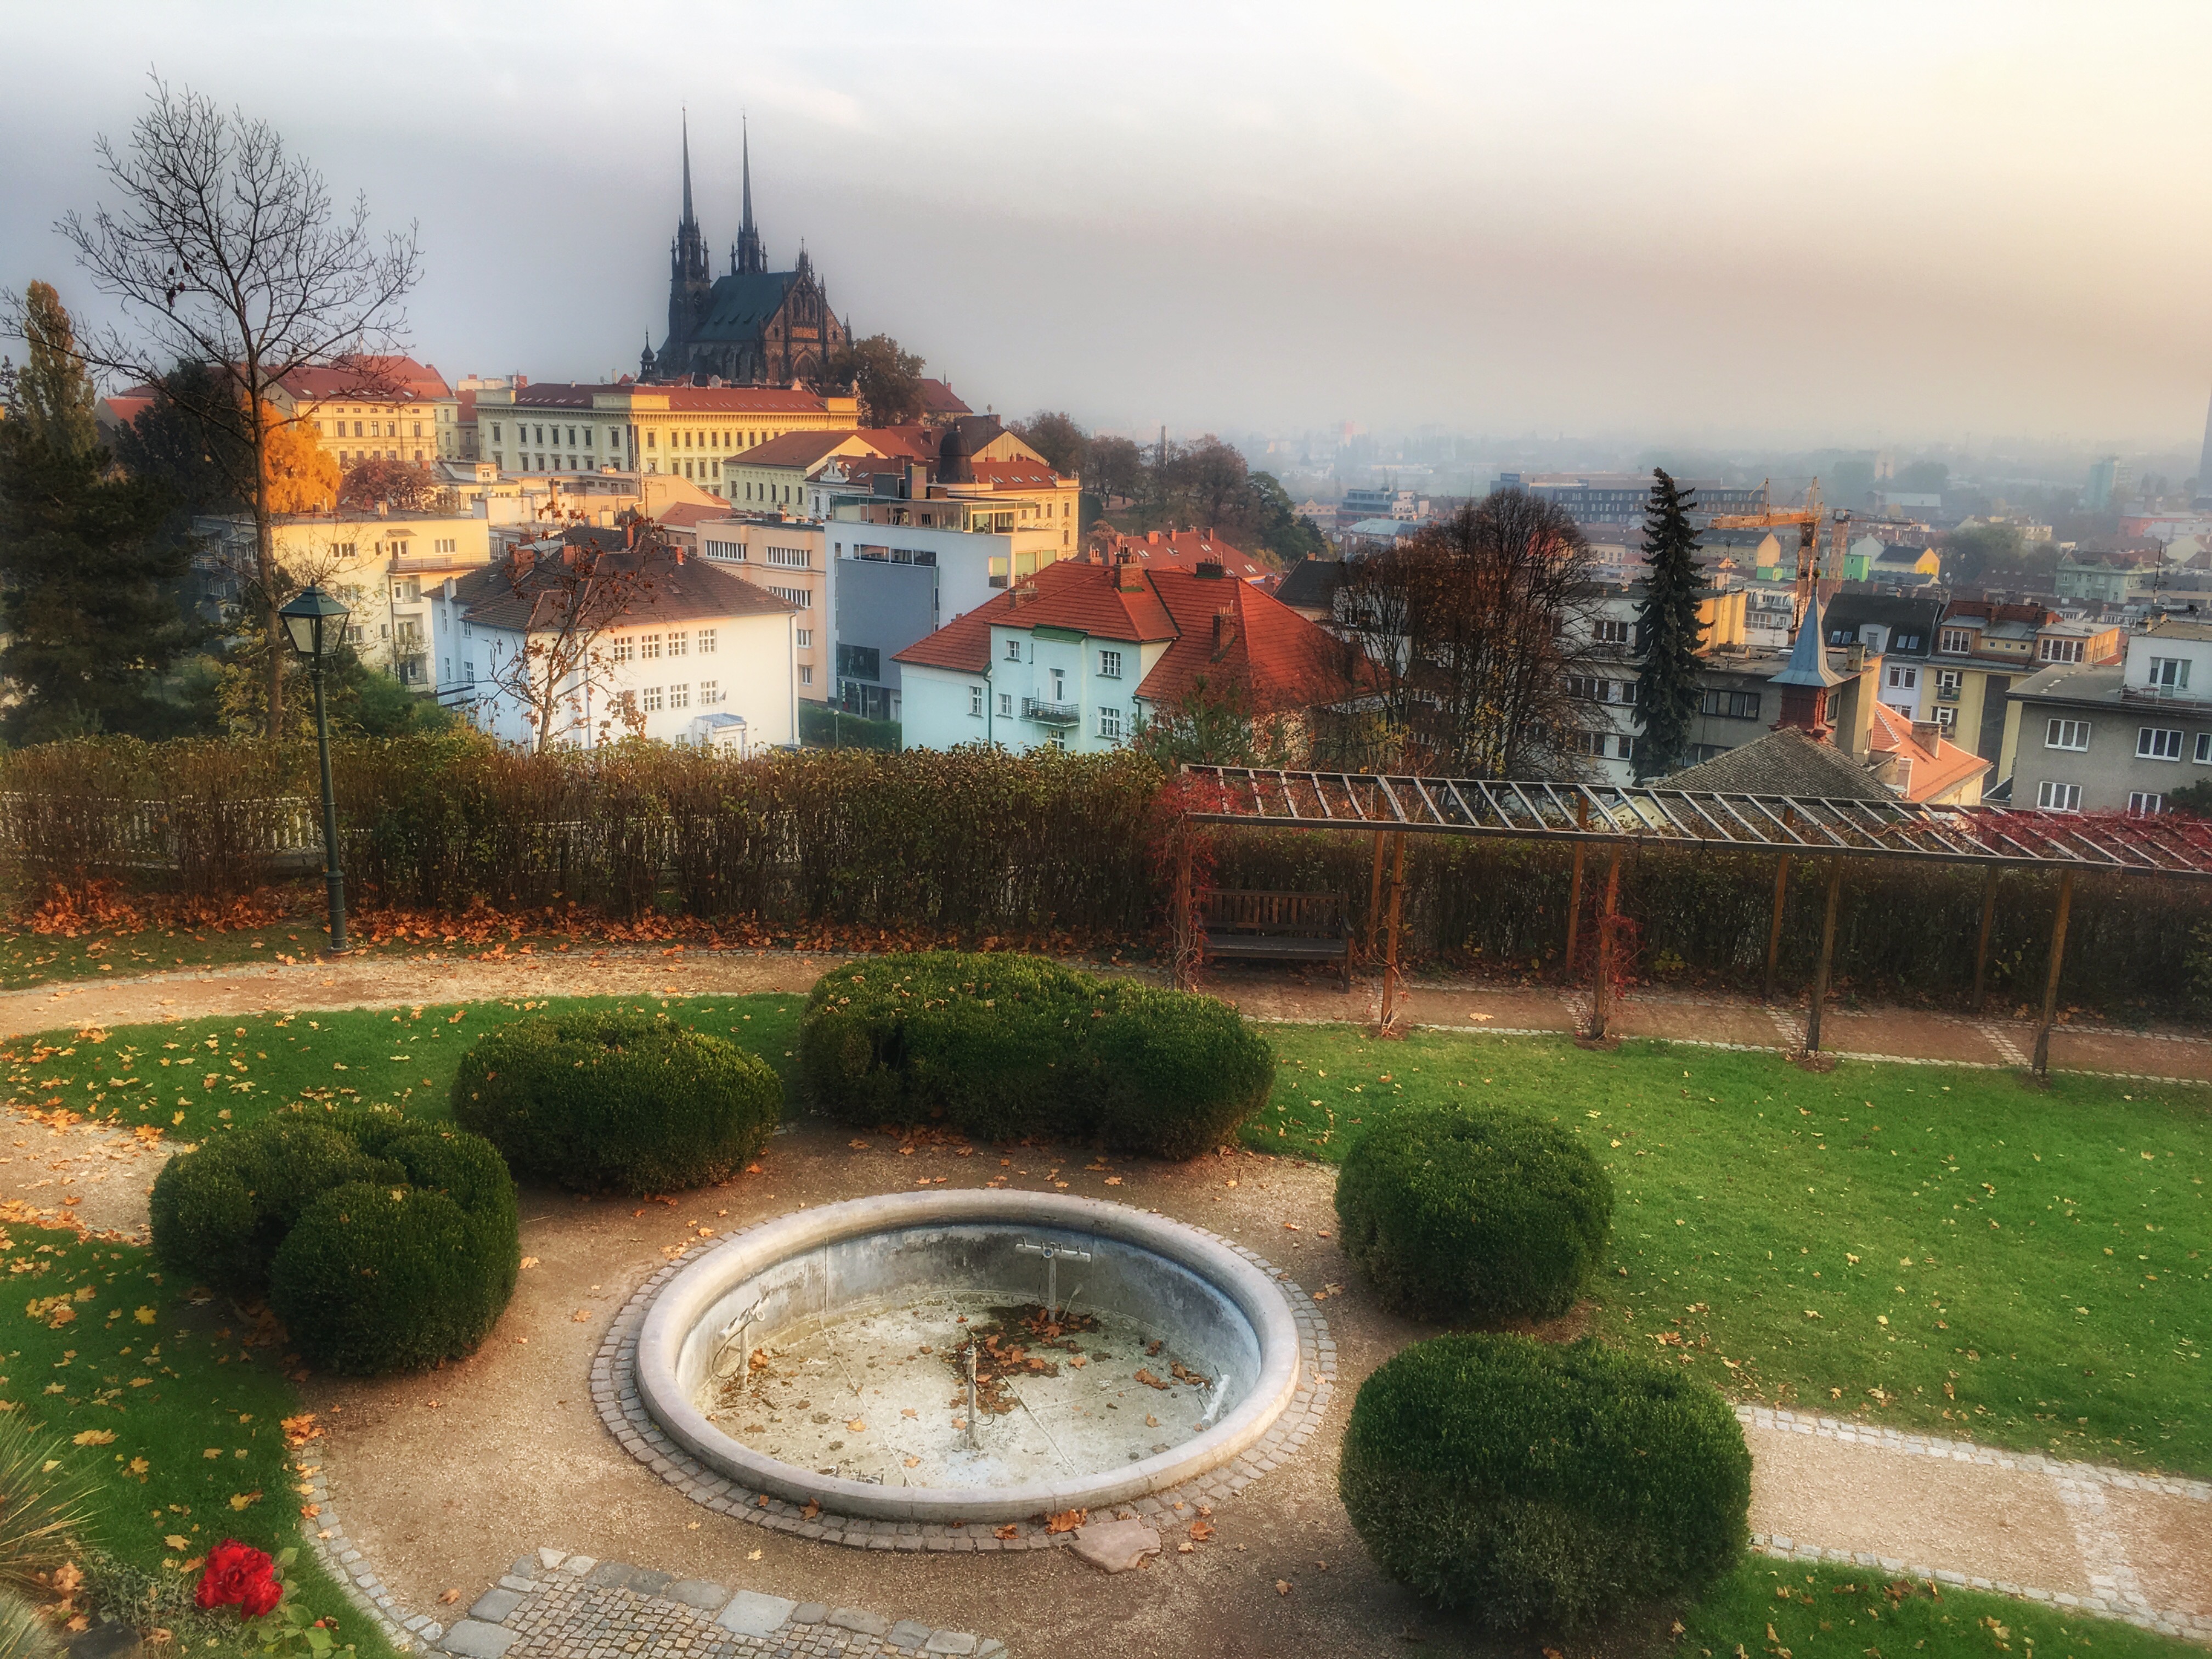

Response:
(1172, 766), (2212, 1077)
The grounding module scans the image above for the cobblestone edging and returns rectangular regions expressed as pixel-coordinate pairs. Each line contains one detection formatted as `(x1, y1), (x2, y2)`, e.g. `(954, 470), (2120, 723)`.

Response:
(1736, 1405), (2212, 1644)
(435, 1549), (1006, 1658)
(592, 1220), (1336, 1551)
(299, 1454), (442, 1652)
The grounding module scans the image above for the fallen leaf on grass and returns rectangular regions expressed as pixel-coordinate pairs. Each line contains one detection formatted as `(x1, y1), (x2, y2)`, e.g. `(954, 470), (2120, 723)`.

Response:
(71, 1430), (113, 1447)
(164, 1535), (188, 1551)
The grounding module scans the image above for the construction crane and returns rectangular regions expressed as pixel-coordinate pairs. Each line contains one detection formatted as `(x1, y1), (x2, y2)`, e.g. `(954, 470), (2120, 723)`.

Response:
(1705, 479), (1853, 630)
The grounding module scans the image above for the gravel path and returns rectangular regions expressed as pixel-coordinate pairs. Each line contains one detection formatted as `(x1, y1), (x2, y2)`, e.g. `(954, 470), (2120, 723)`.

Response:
(7, 954), (2209, 1654)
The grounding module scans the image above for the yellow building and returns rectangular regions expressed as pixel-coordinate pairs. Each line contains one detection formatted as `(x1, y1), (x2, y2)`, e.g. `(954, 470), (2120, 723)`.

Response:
(474, 382), (860, 490)
(269, 510), (491, 688)
(275, 357), (460, 469)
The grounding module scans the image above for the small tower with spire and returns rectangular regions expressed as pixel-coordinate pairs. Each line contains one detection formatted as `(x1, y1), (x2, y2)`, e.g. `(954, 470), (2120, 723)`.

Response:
(733, 117), (766, 276)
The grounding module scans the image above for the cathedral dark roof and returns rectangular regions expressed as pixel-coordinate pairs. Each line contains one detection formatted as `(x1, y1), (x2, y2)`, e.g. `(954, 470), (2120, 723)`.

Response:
(690, 272), (803, 343)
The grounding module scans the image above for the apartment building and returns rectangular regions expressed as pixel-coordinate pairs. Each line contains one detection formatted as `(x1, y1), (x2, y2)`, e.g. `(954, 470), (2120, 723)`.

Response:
(2001, 616), (2212, 813)
(276, 357), (459, 469)
(698, 518), (830, 699)
(474, 382), (860, 487)
(1925, 600), (2123, 766)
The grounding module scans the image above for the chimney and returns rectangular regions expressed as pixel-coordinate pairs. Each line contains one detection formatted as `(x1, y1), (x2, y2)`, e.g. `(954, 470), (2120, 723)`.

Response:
(1195, 560), (1224, 580)
(1118, 552), (1147, 594)
(1213, 608), (1238, 653)
(1147, 531), (1160, 546)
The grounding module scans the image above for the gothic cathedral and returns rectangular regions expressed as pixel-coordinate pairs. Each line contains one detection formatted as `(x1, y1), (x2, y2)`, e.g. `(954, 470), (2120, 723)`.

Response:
(644, 119), (850, 387)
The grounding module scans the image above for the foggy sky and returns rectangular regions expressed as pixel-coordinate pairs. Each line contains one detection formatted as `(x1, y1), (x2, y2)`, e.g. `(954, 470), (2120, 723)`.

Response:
(5, 0), (2208, 450)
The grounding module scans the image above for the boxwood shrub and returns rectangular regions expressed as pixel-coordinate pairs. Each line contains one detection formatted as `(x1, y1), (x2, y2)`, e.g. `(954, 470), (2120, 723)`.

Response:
(149, 1110), (518, 1374)
(1335, 1102), (1611, 1322)
(452, 1009), (780, 1194)
(799, 952), (1272, 1158)
(1340, 1333), (1750, 1629)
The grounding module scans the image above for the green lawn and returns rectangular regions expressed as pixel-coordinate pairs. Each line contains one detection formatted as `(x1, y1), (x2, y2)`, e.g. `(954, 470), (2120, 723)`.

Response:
(1678, 1557), (2197, 1659)
(0, 1222), (397, 1656)
(1258, 1029), (2211, 1477)
(0, 923), (334, 990)
(2, 992), (808, 1143)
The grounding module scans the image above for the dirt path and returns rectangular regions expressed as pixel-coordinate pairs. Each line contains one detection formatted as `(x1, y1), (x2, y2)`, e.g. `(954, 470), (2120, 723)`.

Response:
(9, 956), (2211, 1655)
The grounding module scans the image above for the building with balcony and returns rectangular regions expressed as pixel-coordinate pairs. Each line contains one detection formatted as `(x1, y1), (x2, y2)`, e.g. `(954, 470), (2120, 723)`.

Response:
(1926, 601), (2123, 770)
(697, 517), (830, 701)
(1999, 616), (2212, 813)
(893, 555), (1350, 755)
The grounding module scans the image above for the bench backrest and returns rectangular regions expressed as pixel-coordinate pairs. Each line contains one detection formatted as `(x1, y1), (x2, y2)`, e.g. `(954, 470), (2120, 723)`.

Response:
(1199, 888), (1345, 936)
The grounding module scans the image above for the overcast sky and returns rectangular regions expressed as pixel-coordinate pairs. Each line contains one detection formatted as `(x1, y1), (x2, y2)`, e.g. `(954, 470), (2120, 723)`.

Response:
(5, 1), (2208, 451)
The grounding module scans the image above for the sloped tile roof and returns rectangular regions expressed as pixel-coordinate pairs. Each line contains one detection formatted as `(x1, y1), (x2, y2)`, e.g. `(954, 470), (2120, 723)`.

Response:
(1660, 728), (1892, 800)
(278, 356), (452, 402)
(1134, 569), (1341, 710)
(1093, 528), (1269, 580)
(1865, 702), (1991, 802)
(732, 430), (877, 469)
(460, 543), (795, 634)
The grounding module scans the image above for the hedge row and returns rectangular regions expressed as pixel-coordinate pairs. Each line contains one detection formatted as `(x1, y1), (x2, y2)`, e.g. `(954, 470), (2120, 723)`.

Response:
(149, 1110), (518, 1374)
(799, 952), (1274, 1158)
(7, 733), (2212, 1009)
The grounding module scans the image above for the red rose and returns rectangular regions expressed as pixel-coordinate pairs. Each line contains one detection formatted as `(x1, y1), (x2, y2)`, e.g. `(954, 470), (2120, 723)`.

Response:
(195, 1540), (281, 1620)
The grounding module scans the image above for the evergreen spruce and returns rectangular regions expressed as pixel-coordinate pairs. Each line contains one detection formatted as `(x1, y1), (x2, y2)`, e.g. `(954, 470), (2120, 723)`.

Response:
(0, 283), (195, 742)
(1632, 468), (1706, 779)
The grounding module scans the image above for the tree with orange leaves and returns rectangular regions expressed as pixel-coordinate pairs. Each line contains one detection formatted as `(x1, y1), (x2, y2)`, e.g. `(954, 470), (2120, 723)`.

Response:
(259, 402), (338, 514)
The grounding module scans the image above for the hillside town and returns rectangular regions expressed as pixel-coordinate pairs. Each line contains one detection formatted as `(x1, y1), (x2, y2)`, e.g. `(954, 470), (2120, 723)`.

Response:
(1, 29), (2210, 1659)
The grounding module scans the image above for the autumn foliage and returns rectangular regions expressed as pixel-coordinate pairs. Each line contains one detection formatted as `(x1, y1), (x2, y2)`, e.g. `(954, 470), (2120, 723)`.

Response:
(257, 401), (338, 514)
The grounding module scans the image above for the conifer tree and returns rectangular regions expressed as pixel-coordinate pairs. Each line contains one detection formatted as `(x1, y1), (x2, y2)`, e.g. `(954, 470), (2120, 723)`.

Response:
(1632, 468), (1706, 779)
(0, 284), (194, 742)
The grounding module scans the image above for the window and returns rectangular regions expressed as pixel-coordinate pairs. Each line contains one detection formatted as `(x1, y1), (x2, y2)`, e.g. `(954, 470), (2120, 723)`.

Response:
(837, 644), (881, 682)
(1936, 668), (1962, 695)
(2036, 781), (2081, 811)
(2045, 719), (2090, 751)
(1699, 688), (1761, 720)
(798, 665), (812, 686)
(434, 537), (456, 555)
(969, 685), (985, 718)
(2040, 636), (2084, 663)
(766, 545), (810, 568)
(1098, 648), (1124, 679)
(697, 629), (716, 654)
(704, 539), (744, 561)
(998, 693), (1013, 716)
(2148, 656), (2191, 691)
(1050, 668), (1066, 702)
(669, 684), (689, 709)
(2197, 732), (2212, 764)
(642, 686), (663, 713)
(668, 631), (687, 658)
(1939, 627), (1973, 653)
(1932, 704), (1957, 730)
(647, 431), (656, 449)
(611, 635), (633, 663)
(640, 633), (662, 659)
(2130, 792), (2165, 816)
(1886, 664), (1917, 690)
(768, 585), (810, 608)
(1592, 619), (1630, 645)
(1005, 637), (1022, 662)
(1098, 706), (1123, 741)
(794, 628), (812, 649)
(465, 661), (476, 686)
(2137, 727), (2184, 760)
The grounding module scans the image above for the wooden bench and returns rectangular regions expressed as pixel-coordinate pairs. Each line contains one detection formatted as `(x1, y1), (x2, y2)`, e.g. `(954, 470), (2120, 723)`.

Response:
(1198, 889), (1352, 989)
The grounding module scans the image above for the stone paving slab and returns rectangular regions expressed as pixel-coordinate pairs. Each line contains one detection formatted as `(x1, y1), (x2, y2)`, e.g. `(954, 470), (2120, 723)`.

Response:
(428, 1554), (1003, 1658)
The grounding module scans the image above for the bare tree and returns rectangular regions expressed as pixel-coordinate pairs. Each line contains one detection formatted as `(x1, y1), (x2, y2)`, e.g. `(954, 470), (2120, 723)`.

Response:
(481, 527), (664, 752)
(20, 75), (421, 736)
(1334, 495), (1599, 777)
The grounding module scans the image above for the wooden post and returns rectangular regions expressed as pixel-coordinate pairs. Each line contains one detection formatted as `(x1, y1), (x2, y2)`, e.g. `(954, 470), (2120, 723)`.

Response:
(1970, 868), (2000, 1015)
(2031, 869), (2075, 1082)
(1172, 834), (1195, 991)
(1763, 852), (1791, 1003)
(1590, 844), (1622, 1040)
(1379, 831), (1407, 1031)
(1364, 830), (1388, 964)
(1563, 795), (1589, 979)
(1805, 859), (1844, 1054)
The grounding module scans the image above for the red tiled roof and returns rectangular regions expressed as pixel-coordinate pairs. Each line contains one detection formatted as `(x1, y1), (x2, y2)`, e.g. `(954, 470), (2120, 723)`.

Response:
(101, 392), (156, 428)
(459, 544), (794, 633)
(655, 503), (727, 531)
(918, 379), (971, 416)
(860, 426), (939, 462)
(1092, 528), (1269, 582)
(279, 355), (452, 403)
(893, 558), (1356, 716)
(1135, 568), (1341, 711)
(1866, 703), (1990, 802)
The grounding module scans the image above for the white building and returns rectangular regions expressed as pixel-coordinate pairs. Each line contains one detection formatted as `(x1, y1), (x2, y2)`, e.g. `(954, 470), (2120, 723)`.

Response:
(431, 532), (799, 753)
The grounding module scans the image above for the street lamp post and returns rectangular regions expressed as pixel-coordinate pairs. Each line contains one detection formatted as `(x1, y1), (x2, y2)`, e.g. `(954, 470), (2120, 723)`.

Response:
(279, 585), (352, 956)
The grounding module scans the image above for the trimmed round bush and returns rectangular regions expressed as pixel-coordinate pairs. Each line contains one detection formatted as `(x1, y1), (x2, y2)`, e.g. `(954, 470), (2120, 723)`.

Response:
(452, 1009), (780, 1194)
(150, 1110), (518, 1374)
(1340, 1334), (1751, 1629)
(799, 952), (1273, 1159)
(1335, 1103), (1612, 1322)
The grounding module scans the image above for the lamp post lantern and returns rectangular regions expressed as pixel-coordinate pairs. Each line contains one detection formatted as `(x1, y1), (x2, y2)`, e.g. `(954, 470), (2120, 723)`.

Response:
(279, 585), (352, 955)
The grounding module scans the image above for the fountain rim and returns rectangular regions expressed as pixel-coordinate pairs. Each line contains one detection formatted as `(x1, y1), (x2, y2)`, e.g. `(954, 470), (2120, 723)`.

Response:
(634, 1188), (1305, 1524)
